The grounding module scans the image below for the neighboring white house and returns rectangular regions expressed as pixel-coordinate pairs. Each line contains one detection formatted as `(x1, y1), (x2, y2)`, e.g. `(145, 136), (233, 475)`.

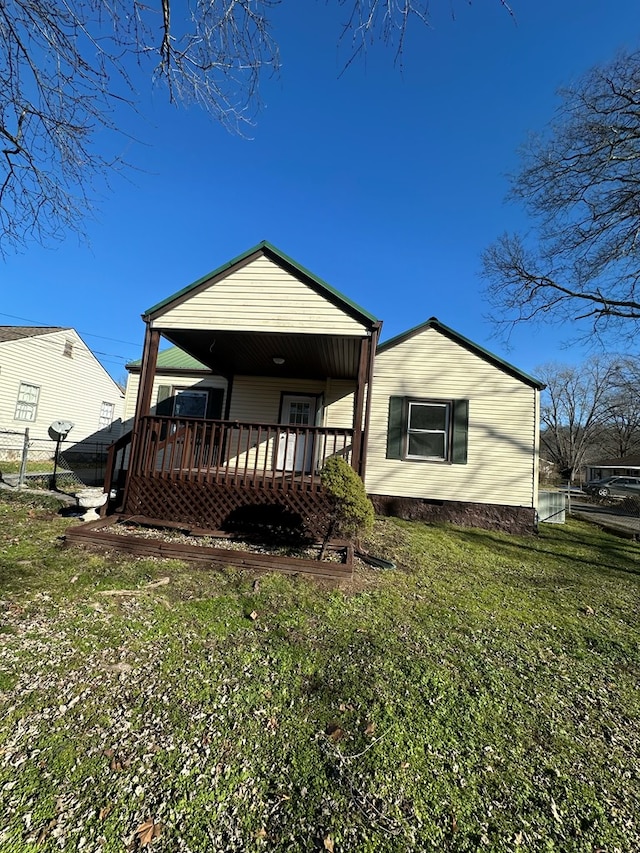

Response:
(584, 455), (640, 483)
(0, 327), (124, 449)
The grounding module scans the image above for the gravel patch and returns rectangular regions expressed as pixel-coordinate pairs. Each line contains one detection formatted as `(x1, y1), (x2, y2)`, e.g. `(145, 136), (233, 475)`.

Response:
(106, 521), (348, 563)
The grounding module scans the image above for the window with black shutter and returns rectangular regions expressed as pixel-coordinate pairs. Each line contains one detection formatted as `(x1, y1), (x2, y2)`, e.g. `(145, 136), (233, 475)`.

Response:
(386, 396), (468, 464)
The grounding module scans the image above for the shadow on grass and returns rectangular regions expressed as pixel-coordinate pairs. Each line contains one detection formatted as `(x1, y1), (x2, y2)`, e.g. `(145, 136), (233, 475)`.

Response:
(452, 522), (640, 580)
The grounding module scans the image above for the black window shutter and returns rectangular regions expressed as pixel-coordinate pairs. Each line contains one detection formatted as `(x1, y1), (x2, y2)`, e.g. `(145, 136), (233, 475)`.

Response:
(206, 388), (225, 420)
(451, 399), (469, 464)
(386, 396), (404, 459)
(156, 385), (173, 416)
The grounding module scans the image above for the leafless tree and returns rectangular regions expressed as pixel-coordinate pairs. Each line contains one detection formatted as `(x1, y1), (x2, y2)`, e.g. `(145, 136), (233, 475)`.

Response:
(600, 358), (640, 459)
(1, 0), (513, 254)
(482, 49), (640, 345)
(538, 358), (620, 481)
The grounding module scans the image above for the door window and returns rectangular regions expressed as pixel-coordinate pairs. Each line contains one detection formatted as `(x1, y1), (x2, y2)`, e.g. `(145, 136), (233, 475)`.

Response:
(288, 401), (312, 425)
(277, 395), (316, 472)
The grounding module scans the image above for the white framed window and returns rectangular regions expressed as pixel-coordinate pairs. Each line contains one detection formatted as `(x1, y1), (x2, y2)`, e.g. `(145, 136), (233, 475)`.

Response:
(15, 382), (40, 422)
(406, 401), (450, 461)
(386, 397), (469, 465)
(99, 401), (115, 430)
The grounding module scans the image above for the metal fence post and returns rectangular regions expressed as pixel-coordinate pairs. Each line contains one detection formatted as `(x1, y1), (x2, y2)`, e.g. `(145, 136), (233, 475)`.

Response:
(18, 428), (29, 487)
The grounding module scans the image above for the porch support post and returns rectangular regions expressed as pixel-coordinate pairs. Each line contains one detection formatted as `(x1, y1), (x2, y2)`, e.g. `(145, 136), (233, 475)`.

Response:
(134, 324), (161, 427)
(358, 321), (381, 481)
(122, 323), (160, 511)
(351, 336), (370, 476)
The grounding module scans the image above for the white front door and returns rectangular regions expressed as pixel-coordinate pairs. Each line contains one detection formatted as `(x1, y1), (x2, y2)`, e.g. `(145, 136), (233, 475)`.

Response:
(276, 395), (315, 472)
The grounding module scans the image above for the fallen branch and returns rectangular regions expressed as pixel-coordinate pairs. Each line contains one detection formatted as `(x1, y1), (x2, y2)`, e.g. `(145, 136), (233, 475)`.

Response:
(96, 576), (171, 596)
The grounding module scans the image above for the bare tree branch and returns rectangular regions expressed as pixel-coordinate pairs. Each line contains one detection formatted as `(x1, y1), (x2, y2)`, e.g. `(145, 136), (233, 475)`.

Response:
(603, 357), (640, 458)
(482, 49), (640, 345)
(1, 0), (512, 253)
(0, 0), (280, 253)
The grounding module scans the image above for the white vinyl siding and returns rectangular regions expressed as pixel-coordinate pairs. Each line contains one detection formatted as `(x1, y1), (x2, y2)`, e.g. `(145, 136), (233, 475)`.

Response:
(129, 373), (360, 473)
(228, 377), (355, 472)
(125, 372), (357, 433)
(153, 256), (368, 336)
(229, 377), (326, 423)
(0, 329), (124, 444)
(228, 376), (356, 428)
(324, 380), (356, 429)
(365, 328), (539, 508)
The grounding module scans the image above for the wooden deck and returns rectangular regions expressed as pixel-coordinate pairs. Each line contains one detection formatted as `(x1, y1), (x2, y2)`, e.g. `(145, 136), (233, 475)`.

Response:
(64, 516), (354, 582)
(106, 416), (353, 535)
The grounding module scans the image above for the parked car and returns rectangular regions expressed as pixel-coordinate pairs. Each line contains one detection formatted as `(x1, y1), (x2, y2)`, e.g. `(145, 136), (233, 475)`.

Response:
(583, 476), (640, 498)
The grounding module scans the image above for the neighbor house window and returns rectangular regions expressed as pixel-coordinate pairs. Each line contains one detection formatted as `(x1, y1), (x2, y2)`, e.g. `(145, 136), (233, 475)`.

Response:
(99, 401), (115, 430)
(63, 339), (74, 358)
(386, 396), (469, 464)
(15, 382), (40, 421)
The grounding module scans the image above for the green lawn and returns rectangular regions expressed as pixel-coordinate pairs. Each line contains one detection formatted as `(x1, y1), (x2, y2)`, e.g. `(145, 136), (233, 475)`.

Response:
(1, 490), (639, 852)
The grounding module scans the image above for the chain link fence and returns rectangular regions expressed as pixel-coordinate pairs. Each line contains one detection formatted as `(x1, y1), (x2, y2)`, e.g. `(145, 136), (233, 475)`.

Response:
(0, 428), (111, 491)
(564, 480), (640, 532)
(591, 491), (640, 518)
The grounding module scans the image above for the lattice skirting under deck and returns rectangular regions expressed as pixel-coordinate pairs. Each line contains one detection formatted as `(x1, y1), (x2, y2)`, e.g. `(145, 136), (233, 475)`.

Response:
(124, 476), (334, 537)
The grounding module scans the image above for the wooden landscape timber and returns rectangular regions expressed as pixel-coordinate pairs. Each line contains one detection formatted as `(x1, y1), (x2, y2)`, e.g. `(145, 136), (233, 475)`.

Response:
(63, 516), (354, 581)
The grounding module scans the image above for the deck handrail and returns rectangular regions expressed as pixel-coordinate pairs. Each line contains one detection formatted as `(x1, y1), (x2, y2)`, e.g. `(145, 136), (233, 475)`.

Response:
(133, 415), (353, 490)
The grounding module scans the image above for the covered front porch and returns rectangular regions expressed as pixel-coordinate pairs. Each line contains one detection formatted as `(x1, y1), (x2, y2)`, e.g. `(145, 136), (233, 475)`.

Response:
(111, 242), (381, 536)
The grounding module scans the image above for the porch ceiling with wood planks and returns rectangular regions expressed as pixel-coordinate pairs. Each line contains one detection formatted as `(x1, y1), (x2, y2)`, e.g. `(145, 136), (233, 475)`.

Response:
(157, 328), (366, 380)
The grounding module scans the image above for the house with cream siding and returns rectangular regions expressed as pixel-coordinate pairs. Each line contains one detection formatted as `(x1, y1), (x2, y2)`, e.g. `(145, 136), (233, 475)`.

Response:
(0, 327), (124, 448)
(113, 242), (544, 534)
(365, 319), (542, 529)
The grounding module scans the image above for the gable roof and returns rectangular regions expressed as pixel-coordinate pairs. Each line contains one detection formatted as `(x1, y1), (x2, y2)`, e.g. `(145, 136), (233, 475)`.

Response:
(0, 326), (68, 343)
(0, 326), (124, 394)
(143, 241), (379, 328)
(377, 317), (546, 390)
(126, 346), (210, 373)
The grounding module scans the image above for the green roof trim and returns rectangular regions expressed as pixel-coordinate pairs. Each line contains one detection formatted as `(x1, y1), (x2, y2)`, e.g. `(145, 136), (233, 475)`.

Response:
(143, 241), (379, 326)
(126, 346), (209, 372)
(377, 317), (546, 390)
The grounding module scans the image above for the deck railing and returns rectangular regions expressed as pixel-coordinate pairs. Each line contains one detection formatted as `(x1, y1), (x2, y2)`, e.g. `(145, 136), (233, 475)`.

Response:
(103, 429), (133, 500)
(131, 416), (354, 491)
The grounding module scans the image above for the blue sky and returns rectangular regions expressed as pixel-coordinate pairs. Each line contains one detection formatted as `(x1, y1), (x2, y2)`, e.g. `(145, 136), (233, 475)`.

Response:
(2, 0), (639, 381)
